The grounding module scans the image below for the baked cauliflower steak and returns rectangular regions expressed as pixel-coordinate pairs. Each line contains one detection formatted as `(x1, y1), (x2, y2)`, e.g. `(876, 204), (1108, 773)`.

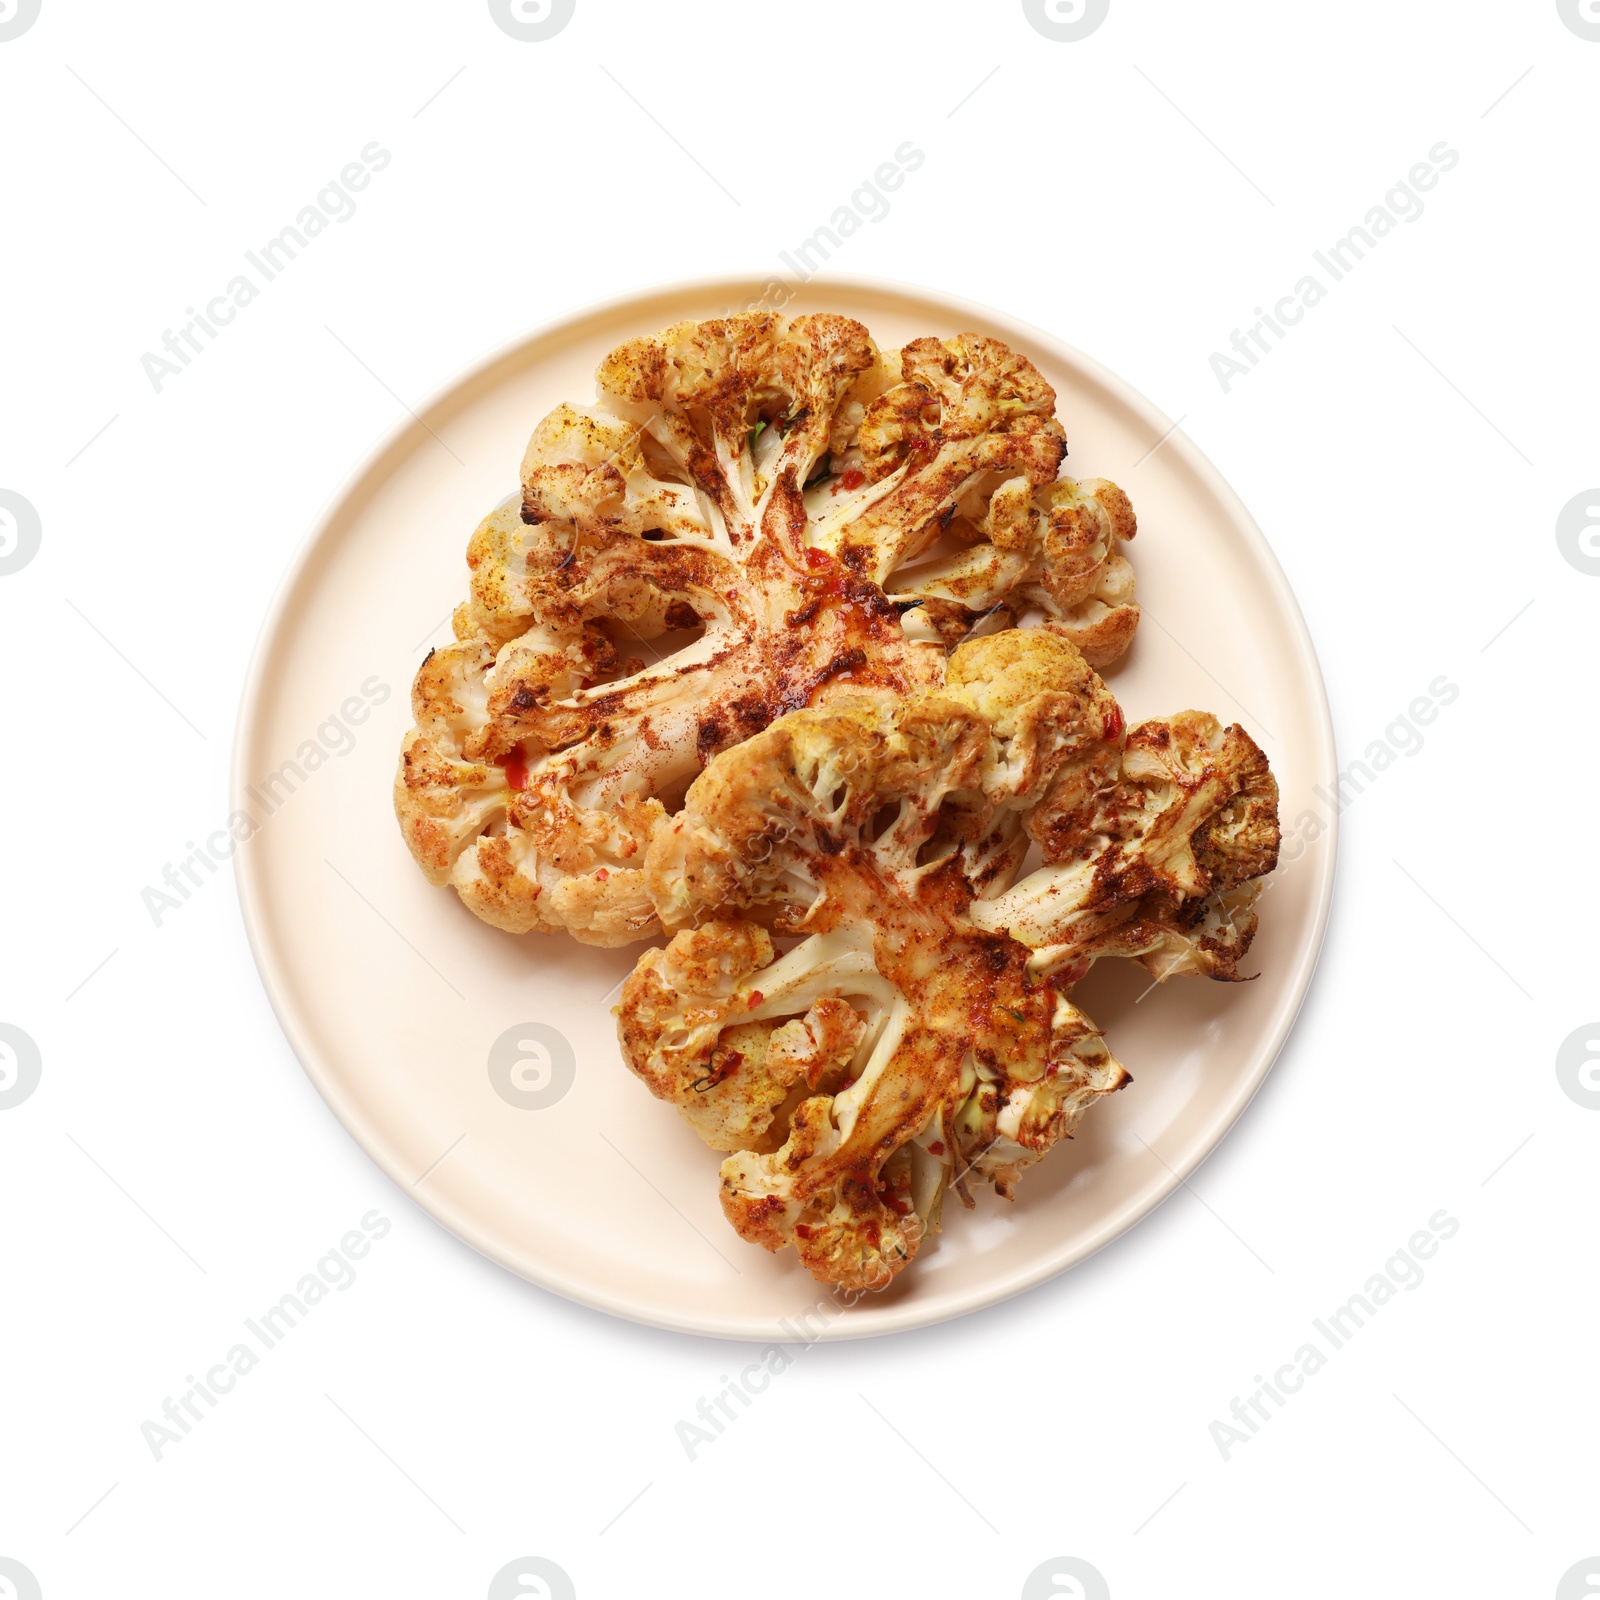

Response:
(616, 630), (1280, 1291)
(395, 313), (1139, 946)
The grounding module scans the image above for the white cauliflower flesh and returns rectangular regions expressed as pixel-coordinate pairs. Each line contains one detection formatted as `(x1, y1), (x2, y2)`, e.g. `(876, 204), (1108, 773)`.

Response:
(395, 313), (1141, 946)
(616, 630), (1279, 1291)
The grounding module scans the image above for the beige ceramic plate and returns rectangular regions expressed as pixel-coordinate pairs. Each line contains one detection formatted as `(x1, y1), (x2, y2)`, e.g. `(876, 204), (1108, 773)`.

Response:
(234, 276), (1335, 1341)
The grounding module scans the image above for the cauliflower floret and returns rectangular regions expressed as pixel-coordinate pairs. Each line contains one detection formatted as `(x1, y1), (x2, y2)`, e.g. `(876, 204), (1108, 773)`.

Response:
(518, 404), (708, 544)
(619, 919), (870, 1152)
(397, 315), (1144, 946)
(886, 475), (1138, 667)
(617, 629), (1272, 1290)
(971, 710), (1281, 982)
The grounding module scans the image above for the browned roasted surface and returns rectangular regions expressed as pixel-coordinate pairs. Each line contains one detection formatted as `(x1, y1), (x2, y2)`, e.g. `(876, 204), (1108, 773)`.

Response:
(616, 631), (1279, 1290)
(394, 313), (1140, 945)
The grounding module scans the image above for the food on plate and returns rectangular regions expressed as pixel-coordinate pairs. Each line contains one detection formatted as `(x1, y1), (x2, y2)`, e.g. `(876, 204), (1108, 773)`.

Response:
(394, 313), (1138, 946)
(616, 630), (1280, 1290)
(390, 304), (1281, 1298)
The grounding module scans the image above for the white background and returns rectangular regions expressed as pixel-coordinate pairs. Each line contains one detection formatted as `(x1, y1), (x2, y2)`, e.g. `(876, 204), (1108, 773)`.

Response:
(2, 2), (1596, 1597)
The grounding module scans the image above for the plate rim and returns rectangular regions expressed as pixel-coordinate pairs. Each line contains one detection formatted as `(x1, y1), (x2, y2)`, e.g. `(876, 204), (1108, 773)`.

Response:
(232, 271), (1338, 1342)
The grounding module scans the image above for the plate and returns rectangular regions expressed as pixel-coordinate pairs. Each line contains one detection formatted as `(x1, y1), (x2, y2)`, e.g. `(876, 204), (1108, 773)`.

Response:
(233, 275), (1336, 1341)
